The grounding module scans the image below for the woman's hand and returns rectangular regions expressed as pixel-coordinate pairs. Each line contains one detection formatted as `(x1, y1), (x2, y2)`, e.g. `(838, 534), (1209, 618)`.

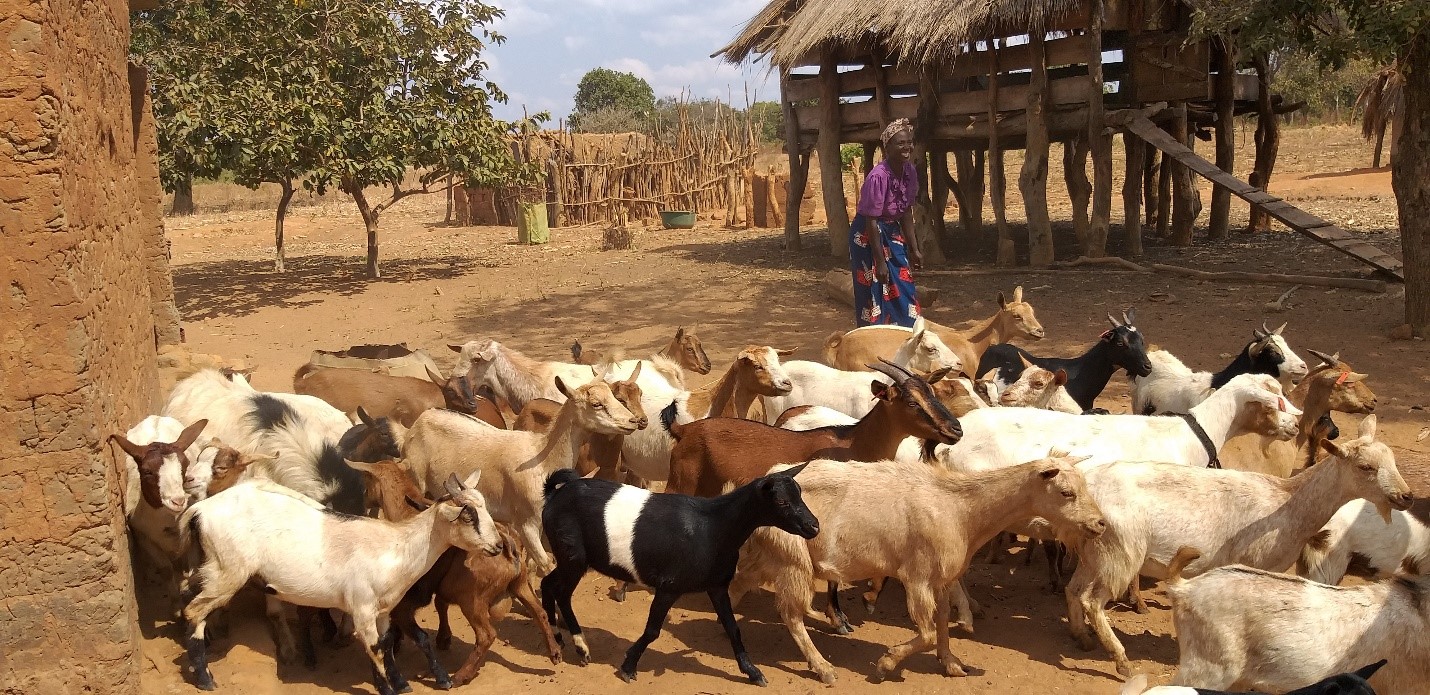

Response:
(910, 249), (925, 271)
(874, 260), (890, 284)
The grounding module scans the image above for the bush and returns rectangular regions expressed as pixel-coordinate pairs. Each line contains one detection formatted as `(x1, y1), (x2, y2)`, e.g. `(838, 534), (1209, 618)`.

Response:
(840, 143), (864, 170)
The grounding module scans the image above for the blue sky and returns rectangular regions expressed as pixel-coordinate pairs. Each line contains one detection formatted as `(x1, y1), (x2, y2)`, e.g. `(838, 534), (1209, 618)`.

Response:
(484, 0), (777, 122)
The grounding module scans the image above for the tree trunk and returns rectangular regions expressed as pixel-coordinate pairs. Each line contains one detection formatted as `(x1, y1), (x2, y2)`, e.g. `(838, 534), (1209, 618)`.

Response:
(780, 71), (804, 251)
(1171, 105), (1200, 245)
(1123, 133), (1145, 256)
(1394, 35), (1430, 338)
(444, 173), (455, 225)
(955, 149), (985, 242)
(346, 181), (382, 278)
(1086, 0), (1111, 258)
(170, 172), (196, 216)
(1249, 54), (1280, 233)
(989, 40), (1013, 266)
(274, 179), (294, 273)
(931, 149), (953, 249)
(915, 73), (947, 264)
(1064, 136), (1092, 247)
(1209, 38), (1236, 240)
(1373, 121), (1387, 168)
(1021, 26), (1054, 267)
(817, 54), (851, 260)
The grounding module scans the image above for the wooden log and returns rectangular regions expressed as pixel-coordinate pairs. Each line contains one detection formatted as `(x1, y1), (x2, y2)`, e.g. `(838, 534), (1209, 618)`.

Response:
(817, 54), (851, 259)
(1209, 37), (1236, 240)
(1170, 103), (1201, 245)
(743, 167), (755, 229)
(769, 174), (786, 227)
(1021, 26), (1054, 267)
(989, 40), (1014, 267)
(1086, 0), (1112, 258)
(823, 269), (941, 307)
(780, 71), (804, 250)
(1147, 263), (1387, 293)
(1248, 54), (1280, 233)
(1064, 135), (1092, 246)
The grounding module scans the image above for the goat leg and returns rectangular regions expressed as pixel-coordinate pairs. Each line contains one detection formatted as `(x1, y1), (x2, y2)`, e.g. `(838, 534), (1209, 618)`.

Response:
(379, 625), (413, 694)
(434, 596), (453, 651)
(824, 582), (853, 634)
(709, 586), (767, 686)
(392, 603), (452, 689)
(294, 607), (320, 671)
(618, 590), (680, 683)
(862, 577), (889, 613)
(510, 571), (562, 665)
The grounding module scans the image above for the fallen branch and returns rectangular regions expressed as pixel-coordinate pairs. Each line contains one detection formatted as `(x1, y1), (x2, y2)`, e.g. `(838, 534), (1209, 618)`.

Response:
(1052, 256), (1152, 272)
(1146, 263), (1386, 293)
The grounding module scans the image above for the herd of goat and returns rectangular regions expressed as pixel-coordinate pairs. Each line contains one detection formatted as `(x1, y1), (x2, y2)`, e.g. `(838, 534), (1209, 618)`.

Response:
(111, 286), (1426, 695)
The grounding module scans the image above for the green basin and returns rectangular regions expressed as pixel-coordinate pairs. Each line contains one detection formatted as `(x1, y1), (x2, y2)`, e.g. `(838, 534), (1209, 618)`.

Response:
(659, 210), (696, 229)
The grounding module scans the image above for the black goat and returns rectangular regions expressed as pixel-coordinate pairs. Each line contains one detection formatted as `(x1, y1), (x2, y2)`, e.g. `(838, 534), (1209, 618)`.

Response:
(978, 309), (1153, 411)
(540, 465), (820, 685)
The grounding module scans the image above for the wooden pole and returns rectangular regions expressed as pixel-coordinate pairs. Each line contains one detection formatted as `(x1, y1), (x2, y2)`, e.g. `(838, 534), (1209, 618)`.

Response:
(1021, 25), (1054, 266)
(1170, 103), (1198, 245)
(1087, 2), (1112, 258)
(916, 72), (948, 264)
(1209, 37), (1236, 240)
(817, 53), (851, 259)
(1064, 135), (1092, 246)
(931, 149), (952, 249)
(1122, 0), (1144, 256)
(955, 149), (985, 241)
(1156, 144), (1173, 237)
(989, 40), (1014, 266)
(780, 71), (804, 250)
(1248, 54), (1280, 233)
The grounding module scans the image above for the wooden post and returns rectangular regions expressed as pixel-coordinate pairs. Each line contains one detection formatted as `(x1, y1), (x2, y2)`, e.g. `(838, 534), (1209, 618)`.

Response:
(780, 71), (805, 250)
(1170, 103), (1198, 245)
(862, 143), (877, 177)
(817, 54), (851, 259)
(1086, 0), (1112, 257)
(931, 149), (952, 248)
(1064, 135), (1092, 246)
(1121, 0), (1144, 256)
(743, 167), (755, 228)
(1021, 25), (1054, 266)
(1156, 147), (1173, 238)
(955, 149), (985, 240)
(1248, 54), (1280, 233)
(1209, 37), (1236, 240)
(989, 39), (1014, 266)
(916, 72), (948, 264)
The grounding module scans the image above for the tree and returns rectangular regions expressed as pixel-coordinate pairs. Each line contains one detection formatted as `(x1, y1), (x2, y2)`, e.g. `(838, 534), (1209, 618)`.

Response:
(747, 101), (784, 143)
(570, 68), (655, 131)
(1194, 0), (1430, 337)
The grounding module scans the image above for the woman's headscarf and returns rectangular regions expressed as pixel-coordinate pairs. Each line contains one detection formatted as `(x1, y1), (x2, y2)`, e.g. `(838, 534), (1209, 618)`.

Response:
(880, 118), (913, 147)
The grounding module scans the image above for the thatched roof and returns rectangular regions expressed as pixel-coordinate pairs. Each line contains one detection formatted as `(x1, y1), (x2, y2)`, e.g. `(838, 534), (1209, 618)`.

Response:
(715, 0), (1090, 69)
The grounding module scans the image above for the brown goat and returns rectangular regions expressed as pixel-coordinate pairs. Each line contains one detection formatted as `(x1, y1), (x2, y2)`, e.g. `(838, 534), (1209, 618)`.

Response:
(293, 363), (505, 428)
(664, 361), (963, 498)
(685, 345), (797, 419)
(824, 286), (1045, 376)
(512, 363), (647, 481)
(350, 459), (561, 687)
(571, 326), (712, 378)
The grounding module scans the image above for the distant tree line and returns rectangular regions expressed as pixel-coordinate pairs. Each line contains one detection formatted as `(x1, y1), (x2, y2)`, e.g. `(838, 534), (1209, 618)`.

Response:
(568, 68), (784, 143)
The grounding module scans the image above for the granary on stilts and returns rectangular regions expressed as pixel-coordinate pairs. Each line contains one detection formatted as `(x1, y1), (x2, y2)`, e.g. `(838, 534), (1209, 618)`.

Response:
(715, 0), (1404, 279)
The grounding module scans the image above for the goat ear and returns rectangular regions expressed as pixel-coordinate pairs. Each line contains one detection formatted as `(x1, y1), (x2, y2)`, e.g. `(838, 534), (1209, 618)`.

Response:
(554, 376), (575, 400)
(997, 291), (1008, 309)
(1053, 369), (1068, 386)
(1013, 285), (1024, 303)
(782, 462), (810, 478)
(344, 458), (377, 474)
(461, 469), (482, 489)
(110, 434), (147, 460)
(1039, 467), (1061, 480)
(626, 360), (642, 382)
(1273, 321), (1287, 336)
(1123, 308), (1136, 325)
(1357, 415), (1377, 440)
(1353, 660), (1388, 680)
(674, 326), (685, 341)
(1345, 371), (1368, 383)
(776, 348), (796, 357)
(237, 452), (273, 469)
(425, 367), (445, 385)
(449, 343), (464, 353)
(871, 380), (893, 400)
(174, 419), (209, 451)
(927, 367), (952, 384)
(1048, 446), (1070, 458)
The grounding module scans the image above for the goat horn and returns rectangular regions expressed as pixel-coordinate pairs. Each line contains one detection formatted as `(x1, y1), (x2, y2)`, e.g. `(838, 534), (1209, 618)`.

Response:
(879, 357), (919, 380)
(865, 360), (908, 383)
(1107, 313), (1122, 328)
(1307, 348), (1338, 366)
(1273, 321), (1287, 336)
(1260, 320), (1271, 336)
(1122, 308), (1135, 326)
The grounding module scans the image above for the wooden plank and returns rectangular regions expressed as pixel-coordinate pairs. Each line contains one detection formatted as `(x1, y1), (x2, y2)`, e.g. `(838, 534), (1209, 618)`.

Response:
(1124, 113), (1404, 279)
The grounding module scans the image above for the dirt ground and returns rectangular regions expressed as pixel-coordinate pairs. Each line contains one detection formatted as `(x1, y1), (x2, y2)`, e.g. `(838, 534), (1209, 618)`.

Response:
(140, 125), (1428, 695)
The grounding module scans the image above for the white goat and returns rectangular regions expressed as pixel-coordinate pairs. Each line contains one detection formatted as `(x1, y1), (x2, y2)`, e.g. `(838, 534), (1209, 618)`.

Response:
(401, 377), (642, 574)
(451, 338), (592, 410)
(940, 373), (1300, 473)
(1300, 498), (1430, 584)
(1065, 415), (1413, 676)
(1165, 552), (1428, 694)
(1130, 324), (1308, 416)
(761, 319), (961, 425)
(179, 474), (502, 695)
(996, 362), (1081, 413)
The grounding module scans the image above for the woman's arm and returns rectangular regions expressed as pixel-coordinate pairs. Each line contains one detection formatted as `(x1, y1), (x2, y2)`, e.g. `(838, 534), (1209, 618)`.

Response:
(901, 208), (922, 270)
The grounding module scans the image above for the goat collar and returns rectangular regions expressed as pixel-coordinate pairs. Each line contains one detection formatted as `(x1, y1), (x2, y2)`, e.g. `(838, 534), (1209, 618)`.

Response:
(1175, 413), (1221, 469)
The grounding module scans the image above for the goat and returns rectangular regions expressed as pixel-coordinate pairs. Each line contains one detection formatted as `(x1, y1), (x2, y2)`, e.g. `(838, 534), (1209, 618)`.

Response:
(539, 464), (820, 685)
(773, 370), (996, 431)
(728, 453), (1106, 684)
(571, 326), (712, 388)
(824, 286), (1045, 375)
(513, 362), (647, 481)
(762, 318), (961, 424)
(1121, 660), (1386, 694)
(449, 339), (593, 412)
(664, 360), (963, 498)
(402, 376), (643, 574)
(1220, 350), (1377, 477)
(941, 373), (1299, 473)
(997, 359), (1080, 413)
(1166, 546), (1424, 694)
(293, 363), (503, 428)
(1299, 496), (1430, 585)
(179, 473), (502, 695)
(1064, 415), (1413, 676)
(978, 309), (1153, 412)
(352, 459), (561, 688)
(1129, 323), (1309, 416)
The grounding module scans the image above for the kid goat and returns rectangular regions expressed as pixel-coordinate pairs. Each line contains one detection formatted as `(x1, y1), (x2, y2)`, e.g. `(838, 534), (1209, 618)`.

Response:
(539, 465), (820, 685)
(978, 310), (1152, 412)
(1129, 322), (1309, 415)
(179, 473), (502, 695)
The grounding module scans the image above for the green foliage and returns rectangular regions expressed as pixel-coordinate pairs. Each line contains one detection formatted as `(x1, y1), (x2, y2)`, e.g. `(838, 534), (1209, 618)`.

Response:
(748, 101), (784, 143)
(1192, 0), (1429, 68)
(1271, 51), (1383, 121)
(570, 68), (655, 131)
(840, 143), (863, 170)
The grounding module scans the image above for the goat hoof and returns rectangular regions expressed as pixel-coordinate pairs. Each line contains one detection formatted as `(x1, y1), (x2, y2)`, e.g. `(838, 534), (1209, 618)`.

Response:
(942, 660), (969, 677)
(433, 676), (454, 690)
(617, 669), (636, 683)
(861, 598), (877, 614)
(955, 622), (974, 635)
(1116, 662), (1133, 678)
(747, 672), (768, 687)
(193, 675), (216, 691)
(816, 669), (837, 685)
(833, 624), (852, 636)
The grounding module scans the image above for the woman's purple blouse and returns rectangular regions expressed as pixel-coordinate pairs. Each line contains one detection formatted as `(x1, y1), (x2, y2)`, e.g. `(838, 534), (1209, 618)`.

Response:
(856, 160), (918, 220)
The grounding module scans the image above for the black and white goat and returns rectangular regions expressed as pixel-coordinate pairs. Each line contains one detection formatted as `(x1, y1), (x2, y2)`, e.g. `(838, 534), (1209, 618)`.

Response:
(179, 473), (502, 695)
(1130, 321), (1309, 415)
(539, 465), (820, 685)
(977, 310), (1153, 412)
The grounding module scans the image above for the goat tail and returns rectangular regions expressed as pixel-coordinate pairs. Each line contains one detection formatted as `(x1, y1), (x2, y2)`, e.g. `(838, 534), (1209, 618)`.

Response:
(1118, 674), (1150, 695)
(660, 401), (684, 439)
(1296, 529), (1335, 583)
(291, 362), (317, 391)
(1167, 546), (1202, 587)
(544, 469), (581, 499)
(821, 331), (845, 366)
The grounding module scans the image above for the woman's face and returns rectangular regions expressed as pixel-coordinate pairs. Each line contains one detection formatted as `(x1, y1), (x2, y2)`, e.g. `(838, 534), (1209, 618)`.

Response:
(887, 131), (914, 162)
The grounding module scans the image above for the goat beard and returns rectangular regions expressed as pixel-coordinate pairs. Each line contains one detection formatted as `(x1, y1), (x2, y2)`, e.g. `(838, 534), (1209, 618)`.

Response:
(920, 439), (939, 463)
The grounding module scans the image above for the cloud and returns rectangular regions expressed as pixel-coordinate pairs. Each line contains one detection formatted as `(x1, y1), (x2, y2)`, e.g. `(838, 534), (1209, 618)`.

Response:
(601, 57), (772, 103)
(493, 0), (556, 36)
(563, 35), (589, 52)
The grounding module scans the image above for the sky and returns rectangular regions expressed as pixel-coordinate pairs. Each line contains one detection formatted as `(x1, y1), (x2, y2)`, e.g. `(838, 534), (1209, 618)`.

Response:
(484, 0), (777, 123)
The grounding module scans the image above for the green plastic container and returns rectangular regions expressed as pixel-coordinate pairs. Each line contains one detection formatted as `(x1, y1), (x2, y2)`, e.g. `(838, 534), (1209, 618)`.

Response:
(516, 202), (549, 244)
(659, 210), (696, 229)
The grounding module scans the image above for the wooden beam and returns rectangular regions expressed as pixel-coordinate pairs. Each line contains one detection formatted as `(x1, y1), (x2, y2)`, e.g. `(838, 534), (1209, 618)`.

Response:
(817, 53), (851, 259)
(1021, 26), (1054, 267)
(1209, 37), (1236, 240)
(780, 71), (804, 251)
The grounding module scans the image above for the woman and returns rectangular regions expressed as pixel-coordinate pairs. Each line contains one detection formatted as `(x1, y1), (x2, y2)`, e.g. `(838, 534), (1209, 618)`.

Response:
(849, 118), (923, 327)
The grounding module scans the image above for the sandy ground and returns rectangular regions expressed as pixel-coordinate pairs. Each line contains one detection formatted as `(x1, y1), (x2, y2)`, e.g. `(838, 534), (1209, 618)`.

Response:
(139, 125), (1428, 695)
